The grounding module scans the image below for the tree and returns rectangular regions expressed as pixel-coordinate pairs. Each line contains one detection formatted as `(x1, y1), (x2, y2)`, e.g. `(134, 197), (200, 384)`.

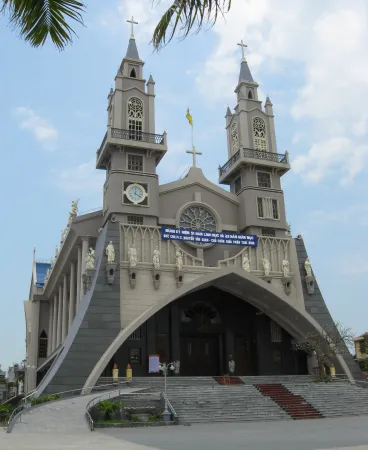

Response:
(1, 0), (229, 51)
(292, 322), (355, 378)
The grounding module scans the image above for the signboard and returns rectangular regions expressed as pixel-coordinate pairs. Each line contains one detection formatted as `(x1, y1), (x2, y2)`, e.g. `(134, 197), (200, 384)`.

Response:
(148, 354), (160, 373)
(161, 227), (258, 247)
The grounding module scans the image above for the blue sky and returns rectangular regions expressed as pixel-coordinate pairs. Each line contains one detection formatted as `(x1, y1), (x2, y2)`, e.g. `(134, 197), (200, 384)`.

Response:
(1, 0), (368, 370)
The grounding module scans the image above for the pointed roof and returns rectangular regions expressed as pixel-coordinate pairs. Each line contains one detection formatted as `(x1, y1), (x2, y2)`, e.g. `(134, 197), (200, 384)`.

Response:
(147, 74), (154, 83)
(238, 60), (254, 83)
(265, 96), (273, 106)
(225, 106), (232, 117)
(125, 38), (140, 60)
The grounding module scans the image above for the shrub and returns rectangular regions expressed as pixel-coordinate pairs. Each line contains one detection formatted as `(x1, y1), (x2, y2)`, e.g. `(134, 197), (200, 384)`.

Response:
(148, 412), (162, 422)
(96, 400), (121, 420)
(130, 415), (141, 422)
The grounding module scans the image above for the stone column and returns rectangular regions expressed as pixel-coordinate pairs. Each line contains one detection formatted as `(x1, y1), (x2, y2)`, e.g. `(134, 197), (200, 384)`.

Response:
(76, 245), (82, 305)
(47, 301), (54, 356)
(68, 262), (76, 329)
(56, 284), (62, 347)
(52, 294), (57, 351)
(62, 274), (68, 341)
(27, 300), (40, 392)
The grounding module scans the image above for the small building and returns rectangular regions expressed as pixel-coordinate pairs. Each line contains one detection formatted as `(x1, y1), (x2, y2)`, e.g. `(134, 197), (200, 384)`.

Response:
(354, 333), (368, 371)
(0, 366), (7, 402)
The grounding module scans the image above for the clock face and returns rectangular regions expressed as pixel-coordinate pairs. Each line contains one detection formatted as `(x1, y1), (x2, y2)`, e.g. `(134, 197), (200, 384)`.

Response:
(125, 183), (146, 204)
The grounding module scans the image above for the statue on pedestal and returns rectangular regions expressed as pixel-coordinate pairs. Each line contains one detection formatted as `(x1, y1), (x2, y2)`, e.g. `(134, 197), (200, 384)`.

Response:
(242, 253), (250, 272)
(228, 355), (235, 375)
(55, 246), (59, 260)
(152, 246), (160, 269)
(18, 380), (23, 395)
(86, 247), (95, 270)
(282, 259), (290, 278)
(174, 360), (180, 376)
(262, 257), (271, 276)
(68, 199), (79, 225)
(128, 245), (138, 268)
(175, 249), (183, 271)
(44, 268), (50, 284)
(106, 241), (115, 263)
(305, 257), (312, 277)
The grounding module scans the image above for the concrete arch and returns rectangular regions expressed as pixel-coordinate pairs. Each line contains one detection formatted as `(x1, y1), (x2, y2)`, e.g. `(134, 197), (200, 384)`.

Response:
(83, 267), (353, 392)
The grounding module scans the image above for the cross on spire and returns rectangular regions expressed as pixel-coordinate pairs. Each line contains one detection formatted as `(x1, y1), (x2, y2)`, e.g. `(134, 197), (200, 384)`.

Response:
(127, 16), (138, 39)
(237, 39), (248, 61)
(186, 146), (202, 168)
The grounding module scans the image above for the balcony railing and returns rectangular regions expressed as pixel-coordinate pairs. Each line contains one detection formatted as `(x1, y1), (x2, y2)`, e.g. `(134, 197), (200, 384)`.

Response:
(220, 148), (289, 176)
(97, 128), (165, 158)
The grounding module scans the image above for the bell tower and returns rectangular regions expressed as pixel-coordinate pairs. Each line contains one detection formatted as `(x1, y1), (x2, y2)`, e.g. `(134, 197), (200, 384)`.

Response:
(219, 41), (291, 238)
(96, 18), (167, 226)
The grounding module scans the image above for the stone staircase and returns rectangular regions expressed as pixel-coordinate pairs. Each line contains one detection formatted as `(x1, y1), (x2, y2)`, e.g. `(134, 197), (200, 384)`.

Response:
(285, 383), (368, 418)
(256, 384), (323, 420)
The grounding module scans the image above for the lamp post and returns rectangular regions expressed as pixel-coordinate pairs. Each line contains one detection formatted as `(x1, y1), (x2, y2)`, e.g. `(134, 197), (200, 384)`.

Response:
(159, 362), (175, 423)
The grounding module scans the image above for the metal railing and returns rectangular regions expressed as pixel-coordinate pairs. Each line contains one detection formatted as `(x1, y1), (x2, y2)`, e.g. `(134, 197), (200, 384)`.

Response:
(219, 148), (289, 176)
(6, 381), (126, 433)
(161, 391), (178, 424)
(85, 387), (127, 431)
(97, 128), (165, 157)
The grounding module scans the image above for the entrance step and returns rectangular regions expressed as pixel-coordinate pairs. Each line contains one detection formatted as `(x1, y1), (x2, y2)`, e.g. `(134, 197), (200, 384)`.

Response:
(213, 376), (244, 385)
(255, 384), (323, 420)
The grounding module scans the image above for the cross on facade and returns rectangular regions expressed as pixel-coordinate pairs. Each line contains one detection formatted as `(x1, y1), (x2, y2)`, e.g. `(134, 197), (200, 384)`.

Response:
(186, 146), (202, 168)
(127, 16), (138, 39)
(237, 39), (248, 61)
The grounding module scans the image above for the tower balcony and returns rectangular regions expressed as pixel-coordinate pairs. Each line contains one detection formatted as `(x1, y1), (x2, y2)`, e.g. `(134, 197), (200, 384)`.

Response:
(219, 148), (290, 184)
(96, 127), (167, 169)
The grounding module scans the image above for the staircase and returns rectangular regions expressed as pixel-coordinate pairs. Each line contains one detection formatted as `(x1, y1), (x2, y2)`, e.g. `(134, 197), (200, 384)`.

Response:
(256, 384), (323, 420)
(214, 376), (244, 385)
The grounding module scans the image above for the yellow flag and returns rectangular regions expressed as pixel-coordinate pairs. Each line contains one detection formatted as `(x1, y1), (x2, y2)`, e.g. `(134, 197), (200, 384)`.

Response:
(186, 108), (193, 126)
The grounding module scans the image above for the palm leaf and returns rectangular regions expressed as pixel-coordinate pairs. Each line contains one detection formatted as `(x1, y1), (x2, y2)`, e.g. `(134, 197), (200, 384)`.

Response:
(152, 0), (231, 50)
(2, 0), (85, 50)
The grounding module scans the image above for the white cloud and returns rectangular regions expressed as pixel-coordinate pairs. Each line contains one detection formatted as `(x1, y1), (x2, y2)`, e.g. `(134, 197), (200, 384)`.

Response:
(194, 0), (368, 183)
(56, 159), (105, 197)
(311, 204), (368, 227)
(14, 106), (58, 150)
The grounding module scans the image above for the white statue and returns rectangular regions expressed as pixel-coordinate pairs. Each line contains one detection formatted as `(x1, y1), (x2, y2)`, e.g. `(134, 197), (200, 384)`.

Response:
(242, 253), (250, 272)
(55, 246), (59, 259)
(174, 360), (180, 376)
(106, 241), (115, 263)
(262, 257), (271, 276)
(286, 223), (292, 236)
(305, 257), (312, 277)
(18, 380), (23, 395)
(86, 247), (95, 270)
(152, 246), (160, 269)
(44, 268), (50, 284)
(228, 355), (235, 375)
(68, 199), (79, 224)
(128, 245), (138, 268)
(175, 248), (183, 271)
(282, 259), (290, 278)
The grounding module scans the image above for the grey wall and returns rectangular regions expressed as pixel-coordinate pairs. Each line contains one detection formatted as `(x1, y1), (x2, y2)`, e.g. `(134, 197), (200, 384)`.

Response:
(294, 237), (363, 380)
(37, 221), (121, 395)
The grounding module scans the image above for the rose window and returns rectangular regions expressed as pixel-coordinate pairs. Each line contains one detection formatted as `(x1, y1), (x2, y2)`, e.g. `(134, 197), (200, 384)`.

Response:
(179, 206), (217, 231)
(128, 97), (143, 119)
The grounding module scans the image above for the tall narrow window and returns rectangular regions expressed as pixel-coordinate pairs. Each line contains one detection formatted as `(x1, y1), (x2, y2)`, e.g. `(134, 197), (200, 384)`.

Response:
(231, 122), (239, 153)
(257, 172), (271, 188)
(270, 320), (282, 343)
(128, 97), (143, 140)
(130, 68), (137, 78)
(253, 117), (267, 152)
(248, 90), (253, 99)
(128, 326), (142, 340)
(257, 198), (280, 220)
(128, 154), (143, 172)
(38, 330), (48, 358)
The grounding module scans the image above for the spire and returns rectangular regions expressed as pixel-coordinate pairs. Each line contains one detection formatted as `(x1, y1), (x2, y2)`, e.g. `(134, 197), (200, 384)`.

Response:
(265, 95), (273, 106)
(238, 60), (254, 83)
(125, 38), (140, 60)
(225, 106), (232, 117)
(147, 74), (154, 83)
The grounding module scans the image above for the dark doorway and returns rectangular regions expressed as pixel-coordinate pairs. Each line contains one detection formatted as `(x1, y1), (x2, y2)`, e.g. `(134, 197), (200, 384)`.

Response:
(180, 335), (219, 376)
(234, 335), (257, 375)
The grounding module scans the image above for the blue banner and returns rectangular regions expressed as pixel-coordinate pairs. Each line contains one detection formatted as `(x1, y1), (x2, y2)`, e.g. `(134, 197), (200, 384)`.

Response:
(161, 227), (258, 247)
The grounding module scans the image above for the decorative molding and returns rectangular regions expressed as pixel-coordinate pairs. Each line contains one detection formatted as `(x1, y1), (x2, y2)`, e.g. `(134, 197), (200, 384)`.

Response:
(152, 269), (161, 290)
(82, 269), (95, 293)
(128, 268), (137, 288)
(105, 263), (117, 285)
(282, 276), (292, 296)
(175, 269), (184, 288)
(305, 275), (315, 295)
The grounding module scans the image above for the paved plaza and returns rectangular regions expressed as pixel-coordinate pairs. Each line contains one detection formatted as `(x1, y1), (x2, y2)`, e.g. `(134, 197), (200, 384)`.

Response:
(1, 415), (368, 450)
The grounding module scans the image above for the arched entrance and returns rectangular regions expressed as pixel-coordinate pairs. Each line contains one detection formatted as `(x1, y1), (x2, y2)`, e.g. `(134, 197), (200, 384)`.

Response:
(101, 287), (307, 377)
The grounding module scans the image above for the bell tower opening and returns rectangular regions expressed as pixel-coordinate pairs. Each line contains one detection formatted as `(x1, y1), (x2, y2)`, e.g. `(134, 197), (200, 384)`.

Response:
(130, 68), (137, 78)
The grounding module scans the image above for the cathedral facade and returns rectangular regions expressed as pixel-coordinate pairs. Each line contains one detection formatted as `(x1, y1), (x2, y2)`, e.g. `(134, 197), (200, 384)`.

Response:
(24, 31), (360, 395)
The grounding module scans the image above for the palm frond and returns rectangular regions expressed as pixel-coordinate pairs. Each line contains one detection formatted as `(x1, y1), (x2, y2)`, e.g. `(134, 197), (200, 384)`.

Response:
(2, 0), (86, 50)
(152, 0), (231, 51)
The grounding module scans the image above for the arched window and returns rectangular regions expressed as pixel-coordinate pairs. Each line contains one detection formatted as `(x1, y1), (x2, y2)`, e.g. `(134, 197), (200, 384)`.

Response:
(231, 122), (239, 154)
(38, 330), (48, 358)
(130, 68), (137, 78)
(248, 90), (253, 99)
(253, 117), (267, 152)
(127, 97), (143, 140)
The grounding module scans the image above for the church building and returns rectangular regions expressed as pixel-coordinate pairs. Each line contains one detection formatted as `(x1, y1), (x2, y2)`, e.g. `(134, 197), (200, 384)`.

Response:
(24, 24), (360, 395)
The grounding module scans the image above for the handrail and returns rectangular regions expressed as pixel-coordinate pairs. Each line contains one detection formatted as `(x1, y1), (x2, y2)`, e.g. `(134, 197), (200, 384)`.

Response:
(161, 391), (178, 424)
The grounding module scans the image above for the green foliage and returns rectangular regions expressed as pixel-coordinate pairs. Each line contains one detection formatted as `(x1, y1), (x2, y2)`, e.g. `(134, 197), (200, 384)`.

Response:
(30, 393), (61, 406)
(130, 414), (141, 422)
(0, 403), (13, 422)
(315, 375), (333, 383)
(148, 412), (163, 422)
(1, 0), (85, 50)
(96, 400), (121, 420)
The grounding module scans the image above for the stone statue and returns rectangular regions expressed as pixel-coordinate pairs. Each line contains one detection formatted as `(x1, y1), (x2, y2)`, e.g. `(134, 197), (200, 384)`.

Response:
(282, 259), (290, 278)
(106, 241), (115, 263)
(18, 380), (23, 395)
(128, 245), (137, 268)
(44, 268), (50, 284)
(305, 257), (312, 277)
(55, 246), (59, 259)
(61, 227), (68, 244)
(175, 248), (183, 271)
(86, 247), (95, 270)
(152, 246), (160, 269)
(68, 199), (79, 225)
(174, 360), (180, 376)
(262, 257), (271, 276)
(242, 253), (250, 272)
(228, 355), (235, 375)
